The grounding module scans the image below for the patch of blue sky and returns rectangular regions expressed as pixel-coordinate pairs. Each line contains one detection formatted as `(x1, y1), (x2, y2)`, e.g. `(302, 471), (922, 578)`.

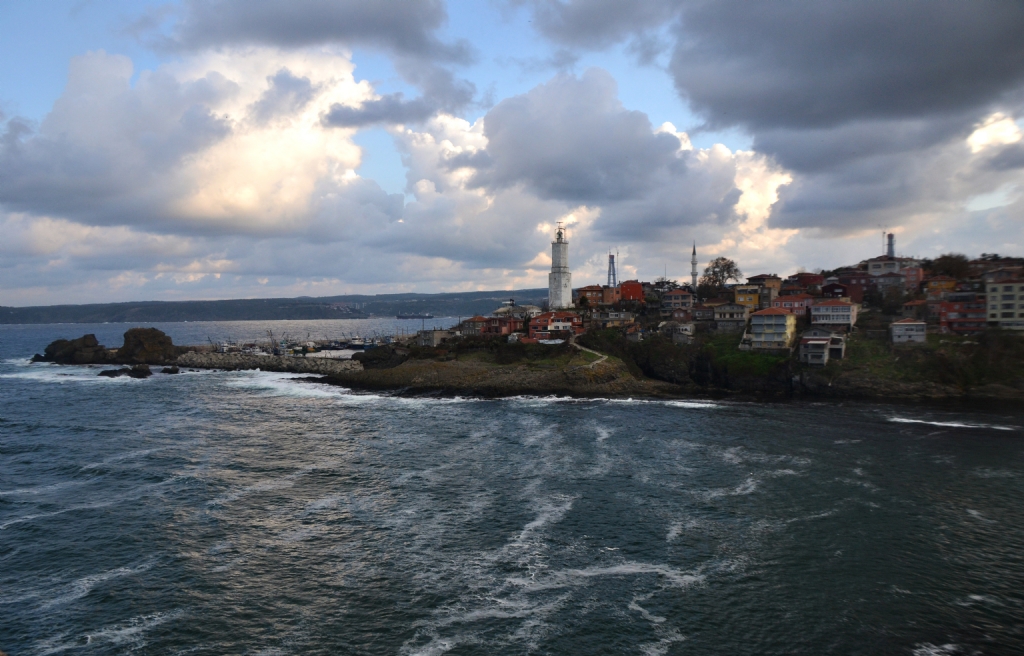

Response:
(0, 0), (169, 121)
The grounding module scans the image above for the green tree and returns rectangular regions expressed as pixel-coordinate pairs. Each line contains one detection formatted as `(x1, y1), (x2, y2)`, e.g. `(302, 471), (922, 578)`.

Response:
(698, 257), (742, 297)
(928, 253), (970, 279)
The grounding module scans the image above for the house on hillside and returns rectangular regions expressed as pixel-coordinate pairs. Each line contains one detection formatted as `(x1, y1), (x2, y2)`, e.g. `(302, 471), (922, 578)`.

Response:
(811, 299), (858, 331)
(939, 293), (987, 335)
(902, 299), (928, 319)
(890, 318), (926, 344)
(743, 308), (797, 351)
(733, 285), (761, 310)
(574, 285), (603, 306)
(714, 303), (750, 333)
(529, 311), (584, 339)
(772, 293), (815, 316)
(592, 311), (635, 330)
(460, 316), (489, 336)
(798, 327), (846, 365)
(620, 280), (645, 302)
(660, 289), (694, 317)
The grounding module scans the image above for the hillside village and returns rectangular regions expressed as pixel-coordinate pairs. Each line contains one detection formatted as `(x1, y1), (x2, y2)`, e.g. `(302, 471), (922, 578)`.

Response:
(423, 233), (1021, 363)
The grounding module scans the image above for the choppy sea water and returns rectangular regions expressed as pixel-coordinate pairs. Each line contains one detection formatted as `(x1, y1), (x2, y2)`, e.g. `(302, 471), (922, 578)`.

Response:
(2, 322), (1024, 655)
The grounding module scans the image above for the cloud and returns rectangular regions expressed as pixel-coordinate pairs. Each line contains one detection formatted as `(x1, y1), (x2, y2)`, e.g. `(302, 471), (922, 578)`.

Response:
(164, 0), (472, 63)
(0, 48), (404, 237)
(322, 57), (476, 127)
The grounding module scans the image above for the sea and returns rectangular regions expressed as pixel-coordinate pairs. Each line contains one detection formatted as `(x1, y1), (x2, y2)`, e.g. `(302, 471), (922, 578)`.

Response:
(2, 320), (1024, 655)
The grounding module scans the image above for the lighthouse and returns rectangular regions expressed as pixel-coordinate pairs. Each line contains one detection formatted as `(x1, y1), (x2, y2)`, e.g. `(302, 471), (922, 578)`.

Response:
(548, 223), (572, 309)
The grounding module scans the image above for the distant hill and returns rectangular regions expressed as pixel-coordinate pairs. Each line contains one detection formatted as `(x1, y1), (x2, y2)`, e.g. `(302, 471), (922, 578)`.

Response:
(0, 290), (549, 324)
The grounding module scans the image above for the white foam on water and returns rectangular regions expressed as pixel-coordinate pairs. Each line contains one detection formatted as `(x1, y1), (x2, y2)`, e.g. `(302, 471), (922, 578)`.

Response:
(84, 610), (184, 647)
(888, 416), (1018, 431)
(662, 400), (719, 409)
(0, 366), (141, 385)
(402, 636), (461, 656)
(35, 610), (184, 655)
(508, 496), (575, 548)
(0, 500), (115, 531)
(81, 446), (171, 470)
(912, 644), (961, 656)
(0, 480), (86, 497)
(510, 562), (705, 593)
(666, 522), (684, 542)
(40, 559), (156, 610)
(966, 508), (996, 523)
(225, 372), (345, 399)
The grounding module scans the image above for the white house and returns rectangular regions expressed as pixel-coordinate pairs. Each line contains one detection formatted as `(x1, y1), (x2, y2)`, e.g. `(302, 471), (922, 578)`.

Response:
(811, 299), (858, 330)
(890, 318), (927, 344)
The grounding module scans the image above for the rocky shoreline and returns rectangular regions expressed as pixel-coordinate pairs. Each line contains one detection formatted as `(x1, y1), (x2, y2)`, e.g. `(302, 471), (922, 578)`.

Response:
(29, 328), (1024, 406)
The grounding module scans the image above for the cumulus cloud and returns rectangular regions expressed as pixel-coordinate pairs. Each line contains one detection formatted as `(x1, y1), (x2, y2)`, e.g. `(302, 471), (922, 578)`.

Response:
(0, 48), (403, 237)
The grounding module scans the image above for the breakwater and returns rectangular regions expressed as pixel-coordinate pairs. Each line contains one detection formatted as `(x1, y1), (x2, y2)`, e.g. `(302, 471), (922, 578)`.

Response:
(176, 351), (362, 375)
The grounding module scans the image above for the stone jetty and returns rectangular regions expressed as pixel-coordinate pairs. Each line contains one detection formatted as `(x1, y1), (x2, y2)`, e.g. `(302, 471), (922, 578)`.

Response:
(176, 351), (362, 375)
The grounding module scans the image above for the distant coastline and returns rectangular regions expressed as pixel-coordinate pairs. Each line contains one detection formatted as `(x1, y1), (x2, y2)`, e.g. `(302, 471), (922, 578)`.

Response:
(0, 289), (545, 325)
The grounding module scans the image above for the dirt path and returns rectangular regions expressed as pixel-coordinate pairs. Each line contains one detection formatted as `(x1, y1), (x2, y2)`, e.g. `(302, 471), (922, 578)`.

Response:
(569, 337), (608, 369)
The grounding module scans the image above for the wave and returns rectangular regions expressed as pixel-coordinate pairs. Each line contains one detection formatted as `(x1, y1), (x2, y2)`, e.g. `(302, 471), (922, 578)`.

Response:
(888, 417), (1018, 431)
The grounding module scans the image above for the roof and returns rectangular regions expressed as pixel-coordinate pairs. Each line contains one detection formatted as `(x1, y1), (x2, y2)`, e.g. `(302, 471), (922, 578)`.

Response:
(813, 299), (853, 307)
(752, 307), (792, 315)
(902, 300), (928, 306)
(576, 285), (603, 291)
(892, 318), (926, 324)
(988, 279), (1024, 284)
(747, 273), (780, 279)
(776, 293), (815, 301)
(926, 275), (957, 282)
(468, 316), (489, 322)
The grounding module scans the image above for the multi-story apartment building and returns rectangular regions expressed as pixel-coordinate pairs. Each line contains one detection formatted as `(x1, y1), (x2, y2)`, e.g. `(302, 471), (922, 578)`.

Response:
(939, 293), (987, 335)
(810, 300), (858, 330)
(744, 308), (797, 350)
(987, 280), (1024, 330)
(733, 285), (761, 310)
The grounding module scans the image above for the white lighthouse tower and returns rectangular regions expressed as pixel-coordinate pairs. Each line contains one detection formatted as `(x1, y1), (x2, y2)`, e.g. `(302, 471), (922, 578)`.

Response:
(548, 223), (572, 309)
(690, 242), (698, 289)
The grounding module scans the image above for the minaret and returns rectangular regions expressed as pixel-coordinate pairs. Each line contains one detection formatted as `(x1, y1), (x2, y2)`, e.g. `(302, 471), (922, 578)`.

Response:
(548, 223), (572, 309)
(690, 242), (698, 289)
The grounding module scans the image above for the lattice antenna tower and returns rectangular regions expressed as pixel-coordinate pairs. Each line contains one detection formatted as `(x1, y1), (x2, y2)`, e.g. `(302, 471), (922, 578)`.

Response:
(607, 251), (618, 287)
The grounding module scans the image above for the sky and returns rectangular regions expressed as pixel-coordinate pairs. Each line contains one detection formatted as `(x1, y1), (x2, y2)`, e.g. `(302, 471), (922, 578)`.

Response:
(1, 1), (1023, 306)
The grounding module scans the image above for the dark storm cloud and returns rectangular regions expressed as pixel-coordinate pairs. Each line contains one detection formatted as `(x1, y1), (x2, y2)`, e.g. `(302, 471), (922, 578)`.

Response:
(669, 1), (1024, 130)
(322, 58), (475, 127)
(509, 0), (682, 50)
(166, 0), (472, 63)
(468, 69), (681, 202)
(519, 1), (1024, 234)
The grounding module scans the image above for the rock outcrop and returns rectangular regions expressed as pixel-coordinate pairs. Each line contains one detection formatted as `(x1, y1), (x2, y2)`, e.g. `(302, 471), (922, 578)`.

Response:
(176, 352), (363, 375)
(32, 334), (111, 365)
(117, 328), (182, 364)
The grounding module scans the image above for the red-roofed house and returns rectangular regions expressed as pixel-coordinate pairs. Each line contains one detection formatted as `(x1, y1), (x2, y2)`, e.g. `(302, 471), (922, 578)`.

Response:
(811, 300), (858, 330)
(461, 316), (490, 335)
(772, 293), (815, 316)
(529, 312), (584, 339)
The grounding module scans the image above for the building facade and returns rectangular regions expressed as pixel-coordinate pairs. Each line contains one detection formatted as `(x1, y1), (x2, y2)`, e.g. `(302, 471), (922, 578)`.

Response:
(987, 280), (1024, 330)
(891, 318), (927, 344)
(529, 311), (584, 339)
(811, 300), (858, 330)
(746, 308), (797, 350)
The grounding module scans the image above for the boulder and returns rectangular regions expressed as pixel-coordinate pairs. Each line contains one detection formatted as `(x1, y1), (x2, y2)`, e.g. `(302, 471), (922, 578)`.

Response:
(161, 366), (180, 374)
(116, 328), (180, 364)
(98, 364), (152, 378)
